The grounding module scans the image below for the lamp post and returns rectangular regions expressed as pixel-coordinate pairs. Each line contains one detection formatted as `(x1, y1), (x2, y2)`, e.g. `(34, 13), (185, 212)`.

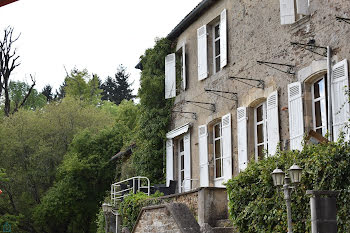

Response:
(271, 164), (303, 233)
(102, 203), (112, 233)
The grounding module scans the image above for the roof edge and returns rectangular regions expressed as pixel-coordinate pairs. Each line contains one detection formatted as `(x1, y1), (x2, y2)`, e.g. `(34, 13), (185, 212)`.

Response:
(166, 0), (216, 41)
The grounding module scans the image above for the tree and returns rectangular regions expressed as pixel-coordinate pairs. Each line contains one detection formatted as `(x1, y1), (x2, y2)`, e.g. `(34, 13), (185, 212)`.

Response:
(64, 69), (102, 104)
(55, 80), (66, 100)
(0, 27), (35, 116)
(41, 85), (53, 102)
(100, 65), (134, 105)
(9, 80), (46, 111)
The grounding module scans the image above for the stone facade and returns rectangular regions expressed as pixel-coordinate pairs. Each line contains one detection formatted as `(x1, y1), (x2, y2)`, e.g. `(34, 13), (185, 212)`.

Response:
(165, 0), (350, 192)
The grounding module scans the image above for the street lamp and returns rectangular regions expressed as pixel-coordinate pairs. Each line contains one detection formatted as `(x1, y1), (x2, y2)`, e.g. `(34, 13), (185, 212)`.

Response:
(271, 164), (303, 233)
(102, 203), (112, 233)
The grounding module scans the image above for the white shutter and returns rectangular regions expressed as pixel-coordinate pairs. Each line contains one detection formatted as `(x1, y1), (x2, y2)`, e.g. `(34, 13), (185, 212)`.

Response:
(237, 107), (248, 171)
(165, 53), (176, 99)
(220, 9), (227, 69)
(197, 25), (208, 80)
(296, 0), (309, 15)
(198, 125), (209, 187)
(288, 82), (304, 150)
(166, 139), (174, 187)
(182, 43), (186, 90)
(332, 59), (349, 141)
(267, 91), (280, 156)
(280, 0), (296, 25)
(183, 132), (191, 192)
(222, 113), (232, 183)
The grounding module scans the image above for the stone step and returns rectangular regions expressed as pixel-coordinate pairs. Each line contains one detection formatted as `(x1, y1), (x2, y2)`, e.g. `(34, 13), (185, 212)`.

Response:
(215, 219), (233, 228)
(212, 227), (235, 233)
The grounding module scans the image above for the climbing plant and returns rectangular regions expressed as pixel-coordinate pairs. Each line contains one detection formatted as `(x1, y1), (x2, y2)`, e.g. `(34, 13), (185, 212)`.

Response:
(226, 139), (350, 232)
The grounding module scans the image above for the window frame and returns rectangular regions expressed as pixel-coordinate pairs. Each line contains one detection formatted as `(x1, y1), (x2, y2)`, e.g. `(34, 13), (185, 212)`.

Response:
(178, 137), (185, 191)
(254, 102), (268, 161)
(213, 122), (223, 179)
(311, 75), (328, 136)
(212, 22), (221, 74)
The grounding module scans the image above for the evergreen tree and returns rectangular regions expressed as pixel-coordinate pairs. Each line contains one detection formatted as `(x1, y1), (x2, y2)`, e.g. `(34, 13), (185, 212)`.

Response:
(55, 81), (66, 100)
(100, 65), (134, 105)
(41, 85), (53, 102)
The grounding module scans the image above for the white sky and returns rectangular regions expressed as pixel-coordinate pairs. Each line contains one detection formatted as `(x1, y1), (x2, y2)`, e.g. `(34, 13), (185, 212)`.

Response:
(0, 0), (202, 94)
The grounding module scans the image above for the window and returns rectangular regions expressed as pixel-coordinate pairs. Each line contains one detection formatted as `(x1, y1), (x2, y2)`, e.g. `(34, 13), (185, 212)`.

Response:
(164, 44), (186, 99)
(213, 23), (221, 74)
(312, 75), (328, 136)
(280, 0), (309, 25)
(197, 9), (227, 80)
(254, 102), (267, 160)
(178, 137), (185, 191)
(213, 123), (223, 178)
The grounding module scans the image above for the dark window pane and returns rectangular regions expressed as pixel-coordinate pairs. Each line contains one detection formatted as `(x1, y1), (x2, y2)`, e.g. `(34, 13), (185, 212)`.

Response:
(215, 57), (221, 73)
(215, 24), (220, 39)
(181, 171), (184, 183)
(215, 140), (221, 159)
(314, 101), (322, 128)
(181, 155), (184, 170)
(215, 40), (220, 56)
(257, 105), (263, 122)
(179, 139), (184, 152)
(216, 159), (222, 177)
(214, 124), (220, 138)
(257, 124), (264, 144)
(258, 145), (264, 160)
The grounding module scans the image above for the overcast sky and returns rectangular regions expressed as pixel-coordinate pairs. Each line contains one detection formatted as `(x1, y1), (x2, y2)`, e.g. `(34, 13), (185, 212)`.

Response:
(0, 0), (202, 94)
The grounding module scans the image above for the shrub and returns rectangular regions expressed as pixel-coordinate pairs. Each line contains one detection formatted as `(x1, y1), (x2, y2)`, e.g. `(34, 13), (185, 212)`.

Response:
(118, 191), (164, 231)
(226, 140), (350, 232)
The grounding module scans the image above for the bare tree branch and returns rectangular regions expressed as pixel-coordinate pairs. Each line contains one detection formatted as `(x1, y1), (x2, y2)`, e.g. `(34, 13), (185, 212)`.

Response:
(12, 74), (36, 114)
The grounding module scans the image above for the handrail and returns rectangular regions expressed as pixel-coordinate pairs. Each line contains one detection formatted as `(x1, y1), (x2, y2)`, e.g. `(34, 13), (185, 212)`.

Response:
(111, 176), (150, 205)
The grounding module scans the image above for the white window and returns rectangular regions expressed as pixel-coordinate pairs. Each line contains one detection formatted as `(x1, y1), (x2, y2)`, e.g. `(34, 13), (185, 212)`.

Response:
(165, 44), (186, 99)
(254, 102), (267, 160)
(178, 137), (185, 192)
(312, 75), (328, 136)
(213, 123), (223, 178)
(280, 0), (309, 25)
(197, 9), (227, 80)
(213, 23), (221, 74)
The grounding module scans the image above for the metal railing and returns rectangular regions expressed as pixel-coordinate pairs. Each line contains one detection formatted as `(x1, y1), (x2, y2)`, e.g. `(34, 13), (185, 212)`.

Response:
(111, 176), (150, 205)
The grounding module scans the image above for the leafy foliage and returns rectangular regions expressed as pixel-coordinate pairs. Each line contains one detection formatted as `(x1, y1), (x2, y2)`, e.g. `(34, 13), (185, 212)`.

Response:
(64, 68), (102, 104)
(101, 65), (135, 105)
(41, 84), (54, 102)
(9, 80), (46, 110)
(131, 38), (173, 183)
(226, 140), (350, 232)
(118, 191), (163, 231)
(34, 126), (124, 232)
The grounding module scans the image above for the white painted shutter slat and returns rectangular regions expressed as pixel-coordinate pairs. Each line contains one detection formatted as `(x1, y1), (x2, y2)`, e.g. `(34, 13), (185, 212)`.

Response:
(220, 9), (227, 69)
(280, 0), (295, 25)
(197, 25), (208, 81)
(237, 107), (248, 171)
(183, 132), (191, 192)
(198, 125), (209, 187)
(267, 91), (280, 156)
(288, 82), (304, 150)
(182, 43), (186, 90)
(332, 59), (349, 141)
(165, 53), (176, 99)
(222, 113), (232, 183)
(296, 0), (309, 15)
(166, 139), (174, 187)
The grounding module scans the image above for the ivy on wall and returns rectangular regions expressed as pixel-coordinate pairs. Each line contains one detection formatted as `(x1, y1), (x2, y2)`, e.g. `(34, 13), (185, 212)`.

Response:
(226, 140), (350, 232)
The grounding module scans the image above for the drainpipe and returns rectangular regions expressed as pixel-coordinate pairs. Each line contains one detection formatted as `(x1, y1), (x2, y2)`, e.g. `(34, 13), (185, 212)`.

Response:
(327, 46), (333, 141)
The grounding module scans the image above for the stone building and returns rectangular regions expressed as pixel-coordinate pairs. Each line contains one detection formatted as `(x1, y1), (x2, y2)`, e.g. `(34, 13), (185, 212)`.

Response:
(163, 0), (350, 193)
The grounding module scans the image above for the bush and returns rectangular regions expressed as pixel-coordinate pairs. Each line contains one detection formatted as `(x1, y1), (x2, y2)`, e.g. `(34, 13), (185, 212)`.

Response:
(226, 140), (350, 232)
(118, 191), (164, 231)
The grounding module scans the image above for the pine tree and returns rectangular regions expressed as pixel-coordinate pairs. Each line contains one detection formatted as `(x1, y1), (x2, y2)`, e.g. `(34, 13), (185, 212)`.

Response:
(101, 65), (134, 105)
(41, 85), (53, 102)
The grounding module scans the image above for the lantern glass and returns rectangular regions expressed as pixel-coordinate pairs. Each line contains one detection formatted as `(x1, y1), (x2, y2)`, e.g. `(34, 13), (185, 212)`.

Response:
(288, 164), (302, 184)
(102, 203), (112, 213)
(271, 168), (285, 187)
